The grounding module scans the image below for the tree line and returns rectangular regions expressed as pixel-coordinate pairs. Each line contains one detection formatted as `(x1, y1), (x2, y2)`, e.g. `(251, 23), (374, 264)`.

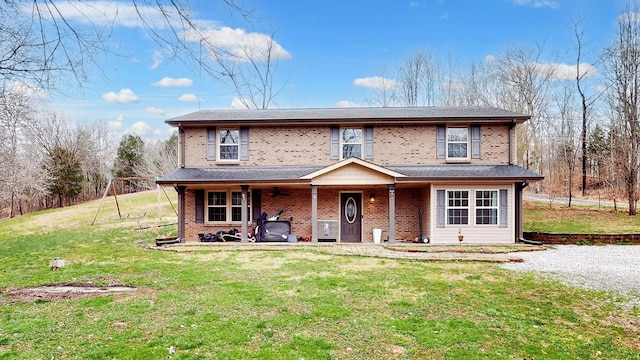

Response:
(0, 88), (178, 218)
(2, 1), (640, 216)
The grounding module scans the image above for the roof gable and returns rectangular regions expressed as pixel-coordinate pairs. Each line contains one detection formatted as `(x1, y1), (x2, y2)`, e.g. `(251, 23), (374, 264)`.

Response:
(301, 158), (406, 185)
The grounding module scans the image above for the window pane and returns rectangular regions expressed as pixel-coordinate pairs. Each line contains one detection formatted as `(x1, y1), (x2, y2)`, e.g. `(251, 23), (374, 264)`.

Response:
(208, 192), (226, 206)
(448, 143), (467, 158)
(447, 128), (468, 142)
(342, 128), (362, 144)
(342, 144), (362, 159)
(231, 207), (242, 222)
(219, 130), (239, 144)
(219, 145), (238, 160)
(231, 192), (242, 206)
(208, 207), (226, 222)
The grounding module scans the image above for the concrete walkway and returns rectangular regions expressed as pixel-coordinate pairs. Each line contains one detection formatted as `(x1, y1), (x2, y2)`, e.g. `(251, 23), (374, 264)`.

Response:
(152, 242), (541, 263)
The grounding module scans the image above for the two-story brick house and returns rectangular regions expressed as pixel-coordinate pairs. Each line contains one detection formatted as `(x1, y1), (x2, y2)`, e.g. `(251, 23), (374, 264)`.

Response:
(156, 107), (543, 244)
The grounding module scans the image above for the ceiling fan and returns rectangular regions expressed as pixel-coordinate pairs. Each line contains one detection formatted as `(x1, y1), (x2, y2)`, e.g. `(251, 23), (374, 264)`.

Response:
(268, 187), (290, 197)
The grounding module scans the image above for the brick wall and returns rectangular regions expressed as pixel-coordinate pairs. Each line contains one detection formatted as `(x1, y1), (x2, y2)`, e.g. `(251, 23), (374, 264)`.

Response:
(182, 124), (513, 167)
(524, 232), (640, 244)
(182, 186), (425, 242)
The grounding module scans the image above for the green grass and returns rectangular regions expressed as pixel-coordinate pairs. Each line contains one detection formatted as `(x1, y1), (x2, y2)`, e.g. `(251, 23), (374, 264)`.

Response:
(0, 191), (639, 359)
(523, 201), (640, 234)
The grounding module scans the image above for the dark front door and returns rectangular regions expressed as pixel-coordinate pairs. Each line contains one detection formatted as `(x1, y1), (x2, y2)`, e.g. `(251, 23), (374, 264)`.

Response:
(340, 193), (362, 242)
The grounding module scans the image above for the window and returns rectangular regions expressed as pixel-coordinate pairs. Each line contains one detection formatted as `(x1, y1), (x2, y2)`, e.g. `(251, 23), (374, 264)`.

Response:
(447, 127), (468, 159)
(341, 128), (362, 159)
(447, 190), (469, 225)
(207, 190), (251, 223)
(218, 129), (239, 160)
(475, 190), (498, 225)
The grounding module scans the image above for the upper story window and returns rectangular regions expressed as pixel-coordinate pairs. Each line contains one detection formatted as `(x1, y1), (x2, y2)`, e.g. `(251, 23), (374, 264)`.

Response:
(219, 129), (239, 161)
(207, 127), (248, 162)
(436, 125), (480, 161)
(341, 128), (363, 159)
(447, 127), (469, 159)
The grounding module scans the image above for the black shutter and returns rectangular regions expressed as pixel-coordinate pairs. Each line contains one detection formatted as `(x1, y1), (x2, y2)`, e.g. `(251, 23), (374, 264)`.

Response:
(195, 190), (204, 223)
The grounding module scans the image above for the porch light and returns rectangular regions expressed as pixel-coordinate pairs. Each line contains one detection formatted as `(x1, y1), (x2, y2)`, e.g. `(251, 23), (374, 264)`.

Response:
(370, 193), (375, 203)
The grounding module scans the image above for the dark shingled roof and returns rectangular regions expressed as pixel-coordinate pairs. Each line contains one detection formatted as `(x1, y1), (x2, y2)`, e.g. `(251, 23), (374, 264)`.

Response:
(156, 164), (543, 184)
(166, 106), (529, 125)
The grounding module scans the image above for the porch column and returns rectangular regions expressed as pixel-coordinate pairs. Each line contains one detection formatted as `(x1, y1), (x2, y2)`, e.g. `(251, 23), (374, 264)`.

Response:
(241, 185), (249, 243)
(388, 184), (396, 243)
(174, 185), (186, 241)
(311, 185), (318, 243)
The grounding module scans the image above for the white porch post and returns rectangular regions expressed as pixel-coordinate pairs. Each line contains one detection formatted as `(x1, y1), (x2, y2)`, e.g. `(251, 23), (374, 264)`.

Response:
(311, 185), (318, 243)
(388, 184), (396, 243)
(241, 185), (249, 243)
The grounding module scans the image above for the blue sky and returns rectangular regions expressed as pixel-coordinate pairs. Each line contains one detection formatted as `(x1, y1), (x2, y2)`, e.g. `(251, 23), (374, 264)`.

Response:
(34, 0), (625, 141)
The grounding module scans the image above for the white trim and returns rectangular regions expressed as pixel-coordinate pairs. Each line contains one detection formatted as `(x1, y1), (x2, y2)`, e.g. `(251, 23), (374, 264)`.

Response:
(446, 126), (470, 161)
(205, 189), (251, 224)
(340, 127), (363, 160)
(474, 189), (499, 226)
(300, 157), (406, 180)
(217, 128), (240, 162)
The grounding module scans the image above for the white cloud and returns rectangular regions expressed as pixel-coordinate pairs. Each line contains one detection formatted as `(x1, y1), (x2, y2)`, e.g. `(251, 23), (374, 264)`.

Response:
(108, 114), (124, 130)
(183, 26), (291, 62)
(152, 77), (193, 87)
(151, 50), (163, 69)
(485, 54), (496, 64)
(6, 81), (46, 100)
(336, 100), (359, 108)
(132, 121), (150, 135)
(592, 84), (607, 93)
(537, 62), (598, 80)
(513, 0), (559, 8)
(145, 107), (165, 115)
(352, 76), (398, 91)
(178, 93), (204, 102)
(34, 1), (176, 29)
(230, 97), (249, 109)
(102, 88), (139, 104)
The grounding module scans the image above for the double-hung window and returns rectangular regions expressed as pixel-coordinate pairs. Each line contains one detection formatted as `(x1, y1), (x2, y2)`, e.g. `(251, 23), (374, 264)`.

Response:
(218, 129), (239, 161)
(447, 190), (469, 225)
(341, 128), (363, 159)
(207, 190), (251, 223)
(475, 190), (498, 225)
(447, 127), (469, 160)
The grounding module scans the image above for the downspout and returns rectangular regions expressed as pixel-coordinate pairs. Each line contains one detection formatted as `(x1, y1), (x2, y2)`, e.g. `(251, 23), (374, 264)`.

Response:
(508, 120), (515, 165)
(517, 180), (541, 245)
(178, 123), (185, 168)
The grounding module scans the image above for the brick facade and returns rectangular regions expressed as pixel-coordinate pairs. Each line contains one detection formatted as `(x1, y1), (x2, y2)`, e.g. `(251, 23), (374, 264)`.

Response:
(182, 124), (513, 167)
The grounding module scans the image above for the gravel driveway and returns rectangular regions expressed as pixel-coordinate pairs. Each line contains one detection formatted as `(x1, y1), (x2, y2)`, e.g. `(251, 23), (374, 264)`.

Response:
(502, 245), (640, 307)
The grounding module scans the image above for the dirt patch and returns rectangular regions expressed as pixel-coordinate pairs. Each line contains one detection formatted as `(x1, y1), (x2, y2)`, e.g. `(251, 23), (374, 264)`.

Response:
(5, 283), (137, 302)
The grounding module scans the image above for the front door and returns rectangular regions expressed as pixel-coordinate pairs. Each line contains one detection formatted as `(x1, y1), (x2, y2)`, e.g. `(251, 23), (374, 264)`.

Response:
(340, 193), (362, 242)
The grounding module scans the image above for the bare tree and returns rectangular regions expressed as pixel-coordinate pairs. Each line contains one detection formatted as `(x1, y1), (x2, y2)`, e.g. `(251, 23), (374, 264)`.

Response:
(397, 51), (441, 106)
(570, 18), (603, 196)
(604, 2), (640, 215)
(494, 45), (555, 172)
